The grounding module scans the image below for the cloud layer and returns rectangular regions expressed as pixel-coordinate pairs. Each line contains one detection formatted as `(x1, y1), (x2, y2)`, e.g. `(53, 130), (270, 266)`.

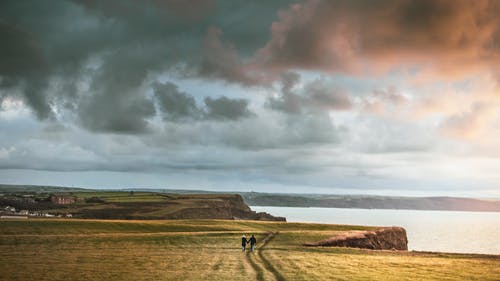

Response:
(1, 0), (500, 195)
(258, 0), (500, 77)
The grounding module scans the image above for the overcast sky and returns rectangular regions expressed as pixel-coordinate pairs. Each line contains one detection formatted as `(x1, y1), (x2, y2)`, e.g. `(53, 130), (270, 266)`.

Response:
(1, 0), (500, 196)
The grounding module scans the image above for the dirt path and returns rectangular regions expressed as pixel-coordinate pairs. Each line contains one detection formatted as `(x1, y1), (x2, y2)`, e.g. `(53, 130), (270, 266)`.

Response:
(246, 232), (285, 281)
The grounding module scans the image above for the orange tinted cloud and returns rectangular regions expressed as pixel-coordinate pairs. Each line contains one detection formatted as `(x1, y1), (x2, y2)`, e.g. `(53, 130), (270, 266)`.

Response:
(257, 0), (500, 78)
(440, 102), (499, 139)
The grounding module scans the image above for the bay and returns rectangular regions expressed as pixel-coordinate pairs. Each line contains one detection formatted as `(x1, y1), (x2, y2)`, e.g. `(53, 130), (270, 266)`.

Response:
(252, 206), (500, 255)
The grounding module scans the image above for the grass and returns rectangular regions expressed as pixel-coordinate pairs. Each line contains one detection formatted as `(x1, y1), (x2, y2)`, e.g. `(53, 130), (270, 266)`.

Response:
(73, 191), (166, 203)
(1, 219), (499, 281)
(11, 191), (259, 220)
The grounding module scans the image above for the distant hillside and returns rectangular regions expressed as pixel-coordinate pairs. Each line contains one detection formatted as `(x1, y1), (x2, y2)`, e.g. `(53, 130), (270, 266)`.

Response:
(0, 184), (95, 193)
(241, 193), (500, 212)
(2, 184), (499, 212)
(0, 185), (285, 221)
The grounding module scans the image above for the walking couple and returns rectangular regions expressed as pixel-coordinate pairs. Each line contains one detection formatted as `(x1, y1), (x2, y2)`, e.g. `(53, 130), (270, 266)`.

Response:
(241, 235), (256, 252)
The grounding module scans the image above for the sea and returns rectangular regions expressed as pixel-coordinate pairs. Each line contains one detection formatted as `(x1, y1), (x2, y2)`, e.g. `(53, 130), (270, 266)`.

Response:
(251, 206), (500, 255)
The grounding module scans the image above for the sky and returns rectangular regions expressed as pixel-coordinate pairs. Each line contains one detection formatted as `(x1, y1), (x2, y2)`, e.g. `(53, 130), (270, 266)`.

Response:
(1, 0), (500, 197)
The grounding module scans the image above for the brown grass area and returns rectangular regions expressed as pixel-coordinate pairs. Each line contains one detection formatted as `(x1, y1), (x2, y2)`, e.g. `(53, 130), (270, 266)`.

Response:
(264, 249), (500, 281)
(0, 219), (499, 281)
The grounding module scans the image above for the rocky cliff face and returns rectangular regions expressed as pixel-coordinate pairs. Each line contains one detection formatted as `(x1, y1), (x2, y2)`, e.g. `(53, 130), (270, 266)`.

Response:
(168, 194), (286, 221)
(305, 227), (408, 250)
(72, 193), (286, 221)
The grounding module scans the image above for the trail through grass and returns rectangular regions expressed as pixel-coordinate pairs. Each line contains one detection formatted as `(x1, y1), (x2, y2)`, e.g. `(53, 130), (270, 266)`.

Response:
(246, 235), (266, 281)
(257, 232), (286, 281)
(1, 219), (499, 281)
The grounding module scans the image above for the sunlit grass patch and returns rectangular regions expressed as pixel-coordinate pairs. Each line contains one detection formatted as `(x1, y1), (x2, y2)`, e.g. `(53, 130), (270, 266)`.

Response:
(1, 219), (498, 281)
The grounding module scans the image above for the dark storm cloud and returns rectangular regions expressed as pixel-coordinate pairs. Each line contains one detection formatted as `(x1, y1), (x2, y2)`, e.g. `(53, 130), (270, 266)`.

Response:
(199, 27), (269, 86)
(153, 81), (253, 122)
(204, 96), (253, 120)
(210, 1), (299, 55)
(0, 21), (46, 79)
(269, 73), (352, 114)
(0, 20), (50, 119)
(153, 82), (201, 121)
(0, 0), (297, 132)
(77, 47), (161, 133)
(78, 91), (156, 134)
(3, 0), (500, 130)
(74, 0), (216, 21)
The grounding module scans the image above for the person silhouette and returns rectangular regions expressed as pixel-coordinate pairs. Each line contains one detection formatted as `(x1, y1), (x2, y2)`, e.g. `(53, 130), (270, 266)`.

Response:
(241, 235), (248, 252)
(249, 235), (257, 252)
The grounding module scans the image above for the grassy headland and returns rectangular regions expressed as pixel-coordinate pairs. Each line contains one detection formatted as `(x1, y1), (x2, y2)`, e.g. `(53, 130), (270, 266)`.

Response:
(0, 189), (283, 221)
(1, 219), (498, 281)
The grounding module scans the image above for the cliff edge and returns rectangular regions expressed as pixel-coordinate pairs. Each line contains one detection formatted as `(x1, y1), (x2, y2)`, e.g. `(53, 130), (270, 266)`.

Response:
(305, 226), (408, 250)
(166, 194), (286, 221)
(0, 191), (286, 221)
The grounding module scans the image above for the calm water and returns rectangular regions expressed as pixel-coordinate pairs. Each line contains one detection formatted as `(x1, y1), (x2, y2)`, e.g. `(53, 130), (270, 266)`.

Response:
(252, 206), (500, 255)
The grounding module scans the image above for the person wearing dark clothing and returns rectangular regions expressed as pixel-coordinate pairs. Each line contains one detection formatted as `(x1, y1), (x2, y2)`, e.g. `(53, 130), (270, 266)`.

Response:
(249, 235), (257, 252)
(241, 235), (248, 252)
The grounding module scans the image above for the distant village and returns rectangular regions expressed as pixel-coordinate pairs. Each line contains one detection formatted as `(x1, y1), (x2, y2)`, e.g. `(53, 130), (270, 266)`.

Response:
(0, 193), (76, 219)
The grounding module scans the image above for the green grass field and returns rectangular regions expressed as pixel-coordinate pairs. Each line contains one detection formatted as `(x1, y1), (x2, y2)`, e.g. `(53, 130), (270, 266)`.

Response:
(0, 219), (499, 281)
